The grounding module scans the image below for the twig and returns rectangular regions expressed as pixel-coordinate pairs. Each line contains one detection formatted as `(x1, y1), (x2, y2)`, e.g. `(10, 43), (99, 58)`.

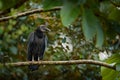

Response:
(2, 60), (116, 70)
(0, 7), (61, 22)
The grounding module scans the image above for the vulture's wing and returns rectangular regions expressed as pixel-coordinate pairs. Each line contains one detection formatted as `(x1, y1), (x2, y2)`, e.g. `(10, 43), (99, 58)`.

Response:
(38, 35), (47, 60)
(27, 32), (39, 71)
(27, 32), (34, 61)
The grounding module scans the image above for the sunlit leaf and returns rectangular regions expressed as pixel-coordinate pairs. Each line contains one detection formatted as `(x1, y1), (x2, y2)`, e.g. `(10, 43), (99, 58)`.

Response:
(101, 54), (120, 80)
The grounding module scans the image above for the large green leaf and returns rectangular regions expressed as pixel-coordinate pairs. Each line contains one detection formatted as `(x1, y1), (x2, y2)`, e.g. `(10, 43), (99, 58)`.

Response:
(60, 1), (81, 27)
(82, 8), (104, 47)
(101, 54), (120, 80)
(96, 24), (104, 47)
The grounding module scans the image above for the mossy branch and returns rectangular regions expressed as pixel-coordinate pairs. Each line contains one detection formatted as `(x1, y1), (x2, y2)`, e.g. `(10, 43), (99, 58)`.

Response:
(0, 60), (115, 70)
(0, 7), (61, 22)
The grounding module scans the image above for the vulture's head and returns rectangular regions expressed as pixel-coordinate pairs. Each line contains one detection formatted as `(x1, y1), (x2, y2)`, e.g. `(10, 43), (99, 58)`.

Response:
(37, 25), (51, 32)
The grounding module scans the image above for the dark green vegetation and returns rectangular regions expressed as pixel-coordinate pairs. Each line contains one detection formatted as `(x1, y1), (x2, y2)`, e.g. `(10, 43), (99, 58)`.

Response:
(0, 0), (120, 80)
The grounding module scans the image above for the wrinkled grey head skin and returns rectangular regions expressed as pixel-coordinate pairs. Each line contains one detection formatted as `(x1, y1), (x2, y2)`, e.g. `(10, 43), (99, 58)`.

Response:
(27, 25), (50, 71)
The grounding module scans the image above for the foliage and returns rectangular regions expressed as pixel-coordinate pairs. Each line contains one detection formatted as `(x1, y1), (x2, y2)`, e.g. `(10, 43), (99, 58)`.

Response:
(101, 54), (120, 80)
(0, 0), (120, 80)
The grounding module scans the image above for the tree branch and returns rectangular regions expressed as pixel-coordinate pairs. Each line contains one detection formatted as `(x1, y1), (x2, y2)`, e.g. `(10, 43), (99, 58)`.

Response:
(2, 60), (115, 70)
(0, 7), (61, 22)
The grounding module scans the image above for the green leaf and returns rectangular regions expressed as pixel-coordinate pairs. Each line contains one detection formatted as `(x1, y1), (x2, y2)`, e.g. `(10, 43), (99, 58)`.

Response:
(60, 1), (81, 27)
(82, 8), (104, 47)
(0, 0), (19, 10)
(116, 63), (120, 71)
(0, 27), (3, 34)
(82, 8), (96, 40)
(42, 0), (62, 10)
(0, 1), (2, 9)
(96, 24), (104, 47)
(101, 54), (120, 80)
(108, 8), (120, 22)
(9, 46), (18, 55)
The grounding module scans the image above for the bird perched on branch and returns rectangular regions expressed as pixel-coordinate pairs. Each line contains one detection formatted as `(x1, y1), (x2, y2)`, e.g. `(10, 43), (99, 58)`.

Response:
(27, 25), (50, 71)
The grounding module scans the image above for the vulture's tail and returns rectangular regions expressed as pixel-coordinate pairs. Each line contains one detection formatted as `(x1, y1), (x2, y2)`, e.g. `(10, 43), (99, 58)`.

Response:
(28, 65), (39, 71)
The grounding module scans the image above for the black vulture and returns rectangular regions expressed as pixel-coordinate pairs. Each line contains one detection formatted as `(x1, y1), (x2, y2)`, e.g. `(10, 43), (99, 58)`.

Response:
(27, 25), (50, 71)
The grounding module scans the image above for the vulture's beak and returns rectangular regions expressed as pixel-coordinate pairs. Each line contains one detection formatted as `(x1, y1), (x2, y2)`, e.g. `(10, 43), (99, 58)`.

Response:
(39, 25), (51, 32)
(45, 27), (51, 32)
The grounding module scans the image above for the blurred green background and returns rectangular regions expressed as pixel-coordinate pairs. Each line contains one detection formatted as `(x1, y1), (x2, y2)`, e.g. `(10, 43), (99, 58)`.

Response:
(0, 0), (120, 80)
